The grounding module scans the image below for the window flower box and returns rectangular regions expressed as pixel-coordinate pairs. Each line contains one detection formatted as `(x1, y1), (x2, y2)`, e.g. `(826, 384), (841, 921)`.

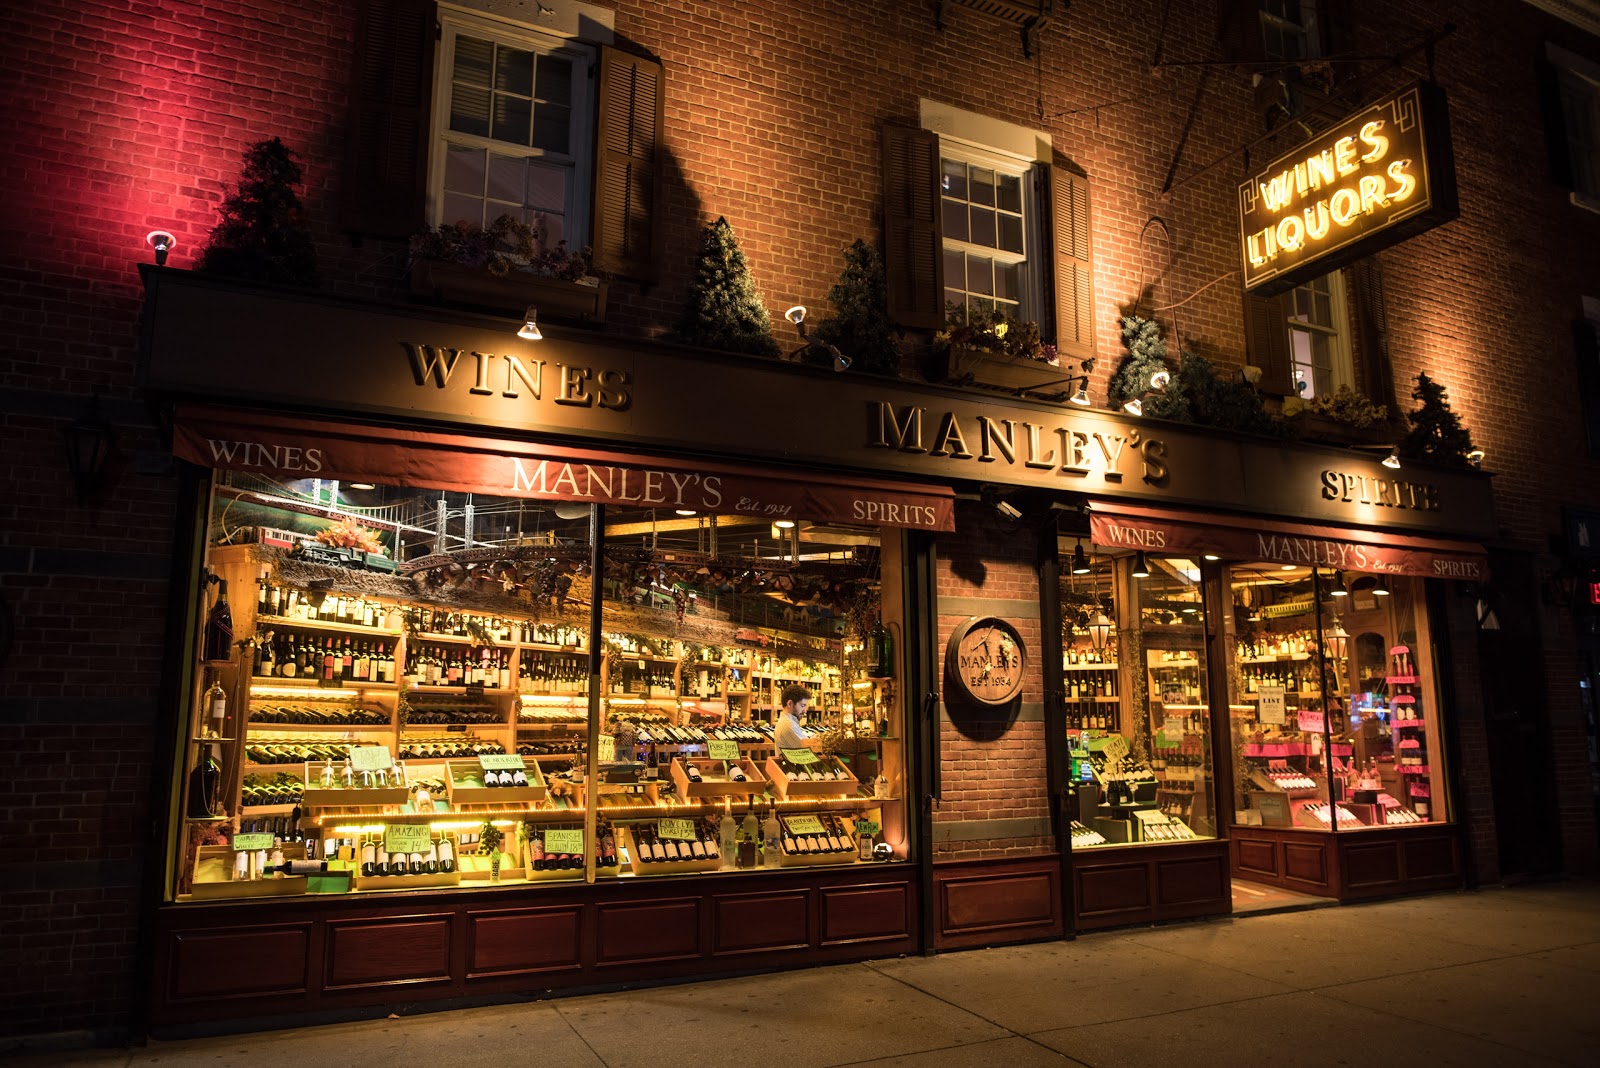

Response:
(926, 344), (1071, 398)
(409, 259), (608, 324)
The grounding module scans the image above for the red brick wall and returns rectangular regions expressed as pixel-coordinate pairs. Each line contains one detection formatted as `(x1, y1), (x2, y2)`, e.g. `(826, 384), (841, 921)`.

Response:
(4, 0), (1599, 1041)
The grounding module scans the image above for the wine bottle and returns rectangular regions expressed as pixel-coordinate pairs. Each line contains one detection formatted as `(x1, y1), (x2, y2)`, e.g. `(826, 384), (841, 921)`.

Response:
(185, 743), (222, 818)
(438, 837), (456, 874)
(361, 841), (377, 877)
(265, 859), (330, 876)
(205, 676), (228, 738)
(424, 843), (439, 875)
(726, 762), (747, 783)
(685, 762), (703, 784)
(530, 829), (546, 870)
(201, 580), (234, 663)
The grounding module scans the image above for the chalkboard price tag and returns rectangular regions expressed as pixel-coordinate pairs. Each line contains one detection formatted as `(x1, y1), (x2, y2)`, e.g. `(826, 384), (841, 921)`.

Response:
(479, 753), (526, 771)
(384, 824), (433, 854)
(783, 814), (824, 835)
(658, 818), (696, 841)
(233, 832), (274, 851)
(543, 828), (584, 854)
(350, 745), (392, 772)
(782, 747), (820, 765)
(707, 739), (740, 761)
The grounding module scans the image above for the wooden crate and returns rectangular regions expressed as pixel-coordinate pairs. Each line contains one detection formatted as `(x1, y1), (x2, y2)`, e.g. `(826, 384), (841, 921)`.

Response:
(764, 756), (860, 799)
(670, 757), (768, 798)
(617, 823), (724, 875)
(187, 876), (308, 900)
(770, 845), (858, 868)
(301, 761), (410, 807)
(446, 757), (547, 805)
(352, 869), (462, 891)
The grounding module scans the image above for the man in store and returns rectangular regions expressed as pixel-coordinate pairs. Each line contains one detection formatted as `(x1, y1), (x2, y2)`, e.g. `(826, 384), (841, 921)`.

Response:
(773, 683), (813, 751)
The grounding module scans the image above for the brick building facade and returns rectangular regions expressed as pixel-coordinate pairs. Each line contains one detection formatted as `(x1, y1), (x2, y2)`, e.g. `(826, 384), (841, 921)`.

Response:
(3, 0), (1598, 1045)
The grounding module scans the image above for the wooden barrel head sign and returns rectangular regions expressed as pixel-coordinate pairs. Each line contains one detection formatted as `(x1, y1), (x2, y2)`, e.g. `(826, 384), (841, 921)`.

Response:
(944, 616), (1027, 739)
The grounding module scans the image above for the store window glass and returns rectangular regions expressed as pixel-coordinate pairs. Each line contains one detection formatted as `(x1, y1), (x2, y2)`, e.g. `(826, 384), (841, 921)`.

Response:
(174, 473), (906, 901)
(1061, 546), (1216, 848)
(1227, 565), (1445, 831)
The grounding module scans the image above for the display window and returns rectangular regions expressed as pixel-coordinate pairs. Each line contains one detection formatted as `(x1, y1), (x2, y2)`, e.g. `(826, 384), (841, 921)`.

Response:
(1060, 543), (1218, 848)
(1225, 565), (1446, 831)
(174, 471), (908, 900)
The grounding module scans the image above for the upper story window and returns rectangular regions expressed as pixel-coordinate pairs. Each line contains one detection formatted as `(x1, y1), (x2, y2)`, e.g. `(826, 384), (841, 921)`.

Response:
(433, 14), (594, 249)
(1286, 273), (1351, 399)
(1259, 0), (1321, 62)
(939, 145), (1036, 320)
(1545, 44), (1600, 204)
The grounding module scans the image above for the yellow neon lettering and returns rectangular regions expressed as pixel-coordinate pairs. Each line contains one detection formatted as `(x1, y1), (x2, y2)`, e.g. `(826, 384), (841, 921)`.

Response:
(1306, 150), (1337, 192)
(1276, 213), (1305, 251)
(1303, 201), (1331, 241)
(1334, 136), (1360, 176)
(1359, 174), (1388, 214)
(1259, 172), (1294, 212)
(1386, 159), (1416, 201)
(1330, 187), (1362, 226)
(1359, 120), (1388, 162)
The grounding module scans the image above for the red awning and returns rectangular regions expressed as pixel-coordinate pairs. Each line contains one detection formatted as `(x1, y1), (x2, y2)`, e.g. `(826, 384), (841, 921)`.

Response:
(171, 404), (955, 532)
(1089, 501), (1486, 580)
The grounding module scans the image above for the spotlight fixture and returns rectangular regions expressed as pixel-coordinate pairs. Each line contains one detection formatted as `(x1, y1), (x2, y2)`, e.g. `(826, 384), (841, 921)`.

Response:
(785, 305), (807, 328)
(1149, 369), (1171, 390)
(1372, 575), (1391, 596)
(1123, 397), (1143, 417)
(1281, 563), (1296, 571)
(773, 519), (797, 529)
(1069, 382), (1091, 406)
(517, 306), (543, 340)
(1131, 551), (1151, 578)
(994, 499), (1023, 520)
(1330, 570), (1349, 596)
(1071, 540), (1092, 575)
(1382, 448), (1401, 469)
(830, 345), (852, 372)
(675, 509), (697, 517)
(1467, 448), (1485, 467)
(146, 230), (176, 265)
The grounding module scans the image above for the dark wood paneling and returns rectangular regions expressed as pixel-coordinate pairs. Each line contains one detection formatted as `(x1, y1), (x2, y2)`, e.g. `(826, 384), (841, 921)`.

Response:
(933, 857), (1062, 949)
(325, 916), (452, 989)
(820, 883), (911, 945)
(1402, 832), (1460, 880)
(467, 905), (582, 977)
(1076, 862), (1149, 916)
(1284, 840), (1330, 886)
(168, 924), (311, 1001)
(1343, 840), (1402, 888)
(1156, 855), (1227, 906)
(595, 898), (701, 965)
(713, 890), (809, 956)
(1235, 838), (1279, 877)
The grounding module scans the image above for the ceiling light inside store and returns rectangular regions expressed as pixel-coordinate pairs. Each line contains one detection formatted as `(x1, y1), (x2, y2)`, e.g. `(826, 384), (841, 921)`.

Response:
(773, 519), (796, 529)
(1132, 551), (1151, 578)
(675, 509), (697, 516)
(1330, 570), (1349, 596)
(1281, 563), (1296, 571)
(1071, 541), (1092, 575)
(348, 482), (375, 491)
(1372, 576), (1391, 596)
(1203, 554), (1220, 561)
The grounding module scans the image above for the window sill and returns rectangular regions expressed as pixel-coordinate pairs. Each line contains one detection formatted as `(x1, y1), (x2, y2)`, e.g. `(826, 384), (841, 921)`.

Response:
(1570, 191), (1600, 216)
(409, 260), (609, 324)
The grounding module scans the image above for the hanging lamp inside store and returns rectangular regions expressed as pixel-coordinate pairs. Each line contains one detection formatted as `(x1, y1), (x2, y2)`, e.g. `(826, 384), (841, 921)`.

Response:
(1131, 551), (1150, 578)
(1071, 540), (1091, 574)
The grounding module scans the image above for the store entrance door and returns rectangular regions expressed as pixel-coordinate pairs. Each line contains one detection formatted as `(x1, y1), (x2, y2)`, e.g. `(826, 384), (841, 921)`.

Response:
(1481, 554), (1563, 878)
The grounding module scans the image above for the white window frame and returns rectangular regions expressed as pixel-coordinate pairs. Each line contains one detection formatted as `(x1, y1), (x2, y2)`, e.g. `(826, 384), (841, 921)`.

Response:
(1285, 271), (1353, 399)
(429, 9), (595, 247)
(937, 139), (1043, 322)
(1549, 43), (1600, 210)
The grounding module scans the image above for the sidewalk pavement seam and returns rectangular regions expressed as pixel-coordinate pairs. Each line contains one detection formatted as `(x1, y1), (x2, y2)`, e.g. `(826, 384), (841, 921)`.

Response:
(1299, 987), (1589, 1068)
(549, 999), (616, 1068)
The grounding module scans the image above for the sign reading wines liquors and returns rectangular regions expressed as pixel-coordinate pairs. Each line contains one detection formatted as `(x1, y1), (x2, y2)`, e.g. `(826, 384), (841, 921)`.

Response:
(1240, 82), (1457, 295)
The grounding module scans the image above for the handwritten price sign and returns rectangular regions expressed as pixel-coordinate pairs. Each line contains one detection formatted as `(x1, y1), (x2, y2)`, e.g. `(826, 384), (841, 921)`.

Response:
(784, 815), (825, 835)
(544, 828), (584, 854)
(233, 833), (274, 851)
(707, 739), (740, 761)
(598, 734), (616, 761)
(782, 747), (820, 765)
(350, 745), (393, 772)
(479, 753), (526, 771)
(658, 818), (697, 841)
(854, 819), (881, 837)
(384, 824), (433, 854)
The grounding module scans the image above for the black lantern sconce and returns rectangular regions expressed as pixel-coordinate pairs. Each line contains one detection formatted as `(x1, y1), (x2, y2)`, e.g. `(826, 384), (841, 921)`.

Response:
(63, 394), (117, 506)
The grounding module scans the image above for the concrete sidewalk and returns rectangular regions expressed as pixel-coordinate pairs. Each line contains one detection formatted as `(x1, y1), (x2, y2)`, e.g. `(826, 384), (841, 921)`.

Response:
(9, 881), (1598, 1068)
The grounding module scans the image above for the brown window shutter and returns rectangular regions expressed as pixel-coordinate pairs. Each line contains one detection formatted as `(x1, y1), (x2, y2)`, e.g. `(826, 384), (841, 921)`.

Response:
(1537, 56), (1577, 190)
(1574, 318), (1600, 457)
(1217, 0), (1265, 66)
(340, 0), (436, 240)
(592, 47), (664, 283)
(1343, 260), (1394, 410)
(1044, 163), (1094, 361)
(882, 124), (945, 330)
(1244, 290), (1294, 396)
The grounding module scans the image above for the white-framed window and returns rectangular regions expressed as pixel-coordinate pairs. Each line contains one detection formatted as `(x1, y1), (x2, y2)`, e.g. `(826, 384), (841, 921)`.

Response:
(1259, 0), (1321, 62)
(1554, 52), (1600, 201)
(1285, 272), (1352, 399)
(431, 12), (594, 249)
(939, 143), (1040, 320)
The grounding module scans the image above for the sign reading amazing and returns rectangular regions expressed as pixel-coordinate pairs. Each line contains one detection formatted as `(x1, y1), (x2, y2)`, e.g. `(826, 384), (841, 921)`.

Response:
(1240, 82), (1457, 295)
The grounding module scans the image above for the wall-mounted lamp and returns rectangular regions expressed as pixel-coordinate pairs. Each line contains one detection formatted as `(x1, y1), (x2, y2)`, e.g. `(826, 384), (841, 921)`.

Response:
(517, 306), (543, 340)
(1467, 448), (1485, 467)
(785, 304), (851, 371)
(1149, 368), (1171, 390)
(1382, 447), (1401, 469)
(1123, 396), (1144, 417)
(63, 393), (117, 506)
(1013, 357), (1095, 404)
(994, 499), (1023, 520)
(1131, 551), (1151, 578)
(146, 230), (176, 266)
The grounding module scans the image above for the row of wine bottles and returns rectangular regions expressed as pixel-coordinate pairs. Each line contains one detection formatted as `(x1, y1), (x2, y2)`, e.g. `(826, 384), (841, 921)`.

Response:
(778, 814), (857, 857)
(630, 820), (722, 864)
(255, 631), (397, 682)
(257, 573), (395, 631)
(519, 654), (587, 692)
(249, 702), (387, 725)
(683, 761), (748, 784)
(395, 738), (506, 759)
(406, 644), (513, 688)
(772, 753), (853, 783)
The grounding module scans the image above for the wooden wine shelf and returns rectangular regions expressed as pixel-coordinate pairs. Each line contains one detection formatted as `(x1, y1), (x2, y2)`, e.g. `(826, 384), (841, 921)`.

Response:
(249, 677), (400, 692)
(254, 613), (400, 636)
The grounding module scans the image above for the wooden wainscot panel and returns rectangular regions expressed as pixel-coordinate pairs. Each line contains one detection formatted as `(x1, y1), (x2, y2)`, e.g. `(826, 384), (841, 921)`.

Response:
(1075, 861), (1149, 917)
(1342, 839), (1402, 888)
(1234, 837), (1280, 878)
(1402, 831), (1460, 882)
(596, 898), (701, 966)
(1155, 854), (1228, 908)
(935, 862), (1060, 948)
(169, 923), (311, 1002)
(1283, 840), (1331, 888)
(325, 915), (453, 990)
(467, 905), (583, 978)
(820, 882), (911, 946)
(714, 890), (810, 956)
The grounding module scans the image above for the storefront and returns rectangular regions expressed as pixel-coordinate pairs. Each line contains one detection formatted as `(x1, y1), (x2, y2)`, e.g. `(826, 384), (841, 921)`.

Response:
(138, 265), (1496, 1027)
